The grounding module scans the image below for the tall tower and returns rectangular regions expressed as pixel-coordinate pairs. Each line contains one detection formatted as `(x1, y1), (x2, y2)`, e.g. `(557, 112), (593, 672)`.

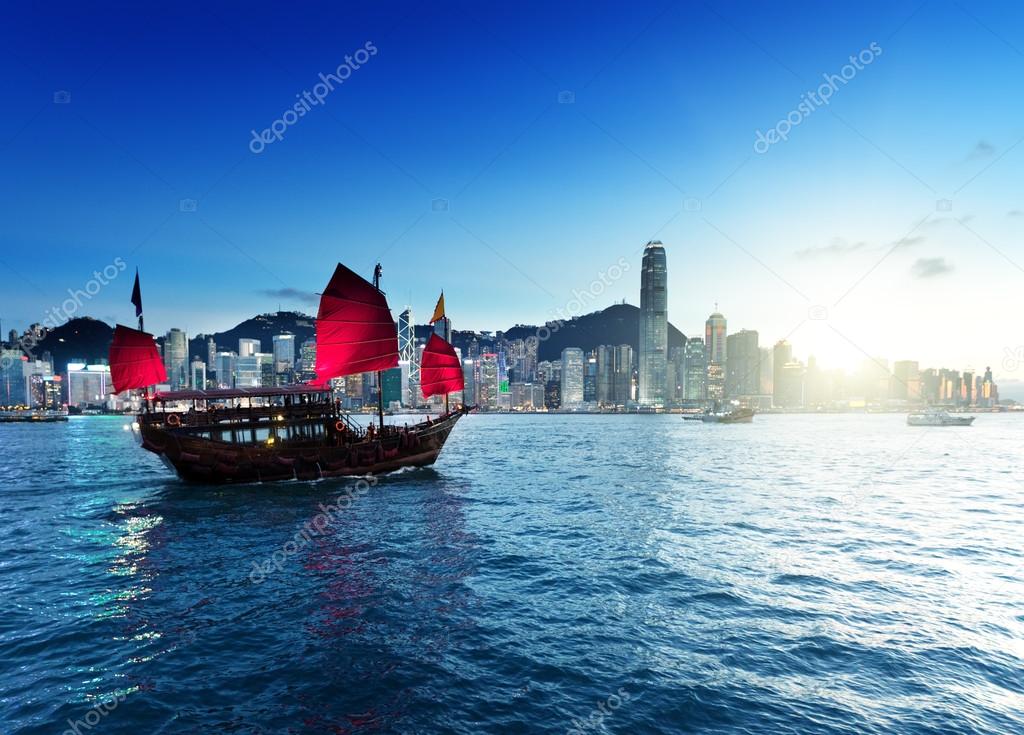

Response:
(164, 328), (188, 390)
(638, 241), (668, 406)
(704, 310), (727, 403)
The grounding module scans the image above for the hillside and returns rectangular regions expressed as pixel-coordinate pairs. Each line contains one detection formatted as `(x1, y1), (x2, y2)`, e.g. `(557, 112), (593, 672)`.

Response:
(30, 317), (114, 369)
(189, 311), (315, 360)
(451, 303), (687, 362)
(18, 306), (684, 371)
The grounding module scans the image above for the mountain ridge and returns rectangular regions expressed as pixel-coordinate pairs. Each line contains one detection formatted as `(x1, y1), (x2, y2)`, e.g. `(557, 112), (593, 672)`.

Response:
(12, 305), (688, 369)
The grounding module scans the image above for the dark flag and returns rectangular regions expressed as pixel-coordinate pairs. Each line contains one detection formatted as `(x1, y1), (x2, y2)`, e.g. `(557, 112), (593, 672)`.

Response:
(130, 269), (143, 317)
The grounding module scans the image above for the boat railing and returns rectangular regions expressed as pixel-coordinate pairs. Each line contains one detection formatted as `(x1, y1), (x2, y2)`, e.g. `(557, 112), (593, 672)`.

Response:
(140, 403), (334, 427)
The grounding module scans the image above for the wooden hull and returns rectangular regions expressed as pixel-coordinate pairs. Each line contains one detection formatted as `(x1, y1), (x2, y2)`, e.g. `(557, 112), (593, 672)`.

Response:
(138, 409), (468, 484)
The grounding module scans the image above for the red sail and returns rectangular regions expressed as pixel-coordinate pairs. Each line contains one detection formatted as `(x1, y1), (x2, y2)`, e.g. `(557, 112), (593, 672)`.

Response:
(108, 325), (167, 393)
(314, 263), (399, 383)
(420, 333), (464, 398)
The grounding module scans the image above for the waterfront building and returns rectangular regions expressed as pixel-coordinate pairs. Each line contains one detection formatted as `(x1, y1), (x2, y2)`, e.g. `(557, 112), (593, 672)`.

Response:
(638, 241), (668, 406)
(704, 311), (726, 403)
(462, 359), (477, 406)
(297, 338), (317, 383)
(771, 340), (804, 408)
(725, 329), (759, 401)
(583, 355), (598, 403)
(683, 337), (706, 402)
(214, 351), (237, 388)
(235, 355), (261, 388)
(595, 345), (613, 406)
(759, 347), (773, 397)
(238, 338), (260, 358)
(544, 380), (561, 409)
(67, 363), (111, 408)
(772, 341), (792, 407)
(479, 353), (499, 409)
(613, 345), (634, 406)
(0, 348), (24, 406)
(272, 334), (295, 374)
(190, 359), (206, 390)
(163, 328), (188, 390)
(382, 366), (403, 409)
(510, 382), (545, 410)
(560, 347), (585, 408)
(892, 360), (921, 402)
(206, 338), (217, 382)
(28, 373), (62, 409)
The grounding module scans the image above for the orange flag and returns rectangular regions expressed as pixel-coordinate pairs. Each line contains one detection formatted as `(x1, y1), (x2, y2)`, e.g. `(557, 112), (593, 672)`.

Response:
(430, 291), (445, 323)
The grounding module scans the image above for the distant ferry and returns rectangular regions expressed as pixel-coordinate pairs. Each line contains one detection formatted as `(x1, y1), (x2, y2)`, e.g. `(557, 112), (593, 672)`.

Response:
(0, 409), (68, 423)
(907, 409), (975, 427)
(683, 406), (755, 424)
(109, 263), (472, 484)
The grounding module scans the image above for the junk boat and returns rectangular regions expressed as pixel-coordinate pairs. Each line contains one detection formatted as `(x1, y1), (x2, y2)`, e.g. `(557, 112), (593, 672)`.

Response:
(906, 409), (974, 427)
(109, 264), (472, 483)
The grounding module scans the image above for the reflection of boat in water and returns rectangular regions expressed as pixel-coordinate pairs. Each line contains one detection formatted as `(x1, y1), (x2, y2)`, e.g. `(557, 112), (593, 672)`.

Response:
(683, 406), (755, 424)
(110, 264), (472, 484)
(907, 409), (974, 427)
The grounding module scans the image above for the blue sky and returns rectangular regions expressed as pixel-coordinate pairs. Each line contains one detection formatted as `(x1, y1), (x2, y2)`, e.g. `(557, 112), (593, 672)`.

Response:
(1, 0), (1022, 376)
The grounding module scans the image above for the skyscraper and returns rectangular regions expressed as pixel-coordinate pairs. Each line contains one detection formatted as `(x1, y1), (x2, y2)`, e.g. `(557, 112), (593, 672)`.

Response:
(613, 344), (634, 405)
(190, 358), (207, 390)
(638, 241), (668, 406)
(704, 311), (726, 403)
(595, 345), (614, 406)
(238, 338), (260, 357)
(272, 334), (295, 373)
(560, 347), (585, 408)
(164, 328), (188, 390)
(683, 337), (706, 402)
(725, 329), (759, 400)
(206, 337), (217, 381)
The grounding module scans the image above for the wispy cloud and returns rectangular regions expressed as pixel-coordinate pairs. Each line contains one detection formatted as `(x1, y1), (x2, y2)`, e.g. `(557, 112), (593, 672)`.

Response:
(259, 288), (318, 305)
(795, 237), (866, 259)
(1009, 209), (1023, 218)
(922, 214), (973, 229)
(967, 140), (995, 160)
(889, 235), (927, 250)
(911, 257), (953, 278)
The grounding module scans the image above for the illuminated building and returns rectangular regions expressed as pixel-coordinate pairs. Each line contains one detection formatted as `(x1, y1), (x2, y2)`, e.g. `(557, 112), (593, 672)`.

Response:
(638, 241), (668, 406)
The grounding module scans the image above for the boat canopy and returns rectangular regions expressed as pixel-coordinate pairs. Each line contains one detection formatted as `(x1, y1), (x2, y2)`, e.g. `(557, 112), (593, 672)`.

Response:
(153, 385), (332, 401)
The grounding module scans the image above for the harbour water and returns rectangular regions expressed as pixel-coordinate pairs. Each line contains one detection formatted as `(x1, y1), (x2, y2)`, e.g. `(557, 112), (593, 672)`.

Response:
(2, 414), (1022, 734)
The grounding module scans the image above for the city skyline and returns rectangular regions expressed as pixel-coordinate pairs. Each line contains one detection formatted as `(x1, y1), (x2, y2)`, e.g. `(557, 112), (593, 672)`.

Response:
(2, 2), (1022, 380)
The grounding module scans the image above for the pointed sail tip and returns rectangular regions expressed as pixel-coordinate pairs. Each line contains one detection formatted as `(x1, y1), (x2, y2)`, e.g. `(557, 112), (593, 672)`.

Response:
(429, 291), (446, 324)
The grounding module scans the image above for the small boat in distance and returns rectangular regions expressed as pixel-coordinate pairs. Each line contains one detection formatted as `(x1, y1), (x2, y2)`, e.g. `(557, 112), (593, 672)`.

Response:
(907, 409), (975, 427)
(683, 405), (755, 424)
(0, 409), (68, 423)
(110, 264), (472, 484)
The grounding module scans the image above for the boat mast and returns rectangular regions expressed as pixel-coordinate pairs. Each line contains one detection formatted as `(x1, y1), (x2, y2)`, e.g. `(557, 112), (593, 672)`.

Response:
(373, 263), (385, 432)
(444, 315), (450, 415)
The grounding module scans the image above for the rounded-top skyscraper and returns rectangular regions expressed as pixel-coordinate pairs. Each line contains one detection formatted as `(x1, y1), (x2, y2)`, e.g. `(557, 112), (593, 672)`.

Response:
(639, 240), (668, 406)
